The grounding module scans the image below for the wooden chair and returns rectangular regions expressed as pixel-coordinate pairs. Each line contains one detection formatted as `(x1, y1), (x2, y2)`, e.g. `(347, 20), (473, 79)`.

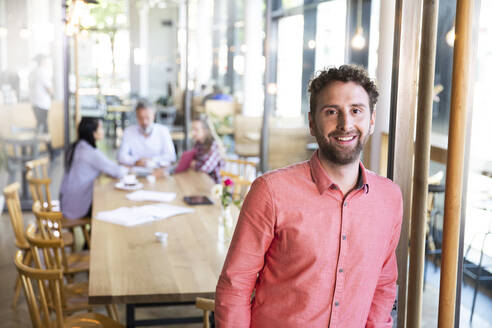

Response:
(223, 158), (257, 182)
(268, 117), (315, 170)
(14, 250), (122, 328)
(195, 297), (215, 328)
(25, 157), (56, 210)
(26, 157), (91, 247)
(32, 201), (90, 279)
(3, 182), (33, 308)
(25, 224), (119, 321)
(233, 115), (261, 158)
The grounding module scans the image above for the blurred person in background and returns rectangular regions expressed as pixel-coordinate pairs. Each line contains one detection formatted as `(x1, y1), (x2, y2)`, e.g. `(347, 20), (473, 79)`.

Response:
(202, 85), (233, 105)
(189, 115), (224, 183)
(118, 101), (176, 168)
(60, 117), (127, 220)
(29, 54), (52, 134)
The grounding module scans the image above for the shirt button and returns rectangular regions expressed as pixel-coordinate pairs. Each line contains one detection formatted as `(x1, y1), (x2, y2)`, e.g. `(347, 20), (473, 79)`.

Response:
(342, 235), (347, 240)
(339, 268), (343, 273)
(343, 202), (348, 207)
(335, 301), (340, 306)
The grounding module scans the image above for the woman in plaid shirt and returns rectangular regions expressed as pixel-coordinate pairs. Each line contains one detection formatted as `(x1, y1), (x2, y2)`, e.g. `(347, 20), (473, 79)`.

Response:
(190, 116), (225, 183)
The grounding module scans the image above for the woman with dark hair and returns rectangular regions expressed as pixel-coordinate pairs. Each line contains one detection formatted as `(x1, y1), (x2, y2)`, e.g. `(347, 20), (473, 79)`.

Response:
(60, 117), (127, 220)
(189, 115), (224, 183)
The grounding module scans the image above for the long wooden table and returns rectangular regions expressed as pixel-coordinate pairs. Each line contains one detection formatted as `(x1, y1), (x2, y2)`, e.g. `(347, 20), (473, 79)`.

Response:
(88, 171), (236, 326)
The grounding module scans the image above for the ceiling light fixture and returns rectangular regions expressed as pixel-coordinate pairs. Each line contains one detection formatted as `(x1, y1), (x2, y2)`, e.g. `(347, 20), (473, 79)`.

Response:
(351, 0), (366, 50)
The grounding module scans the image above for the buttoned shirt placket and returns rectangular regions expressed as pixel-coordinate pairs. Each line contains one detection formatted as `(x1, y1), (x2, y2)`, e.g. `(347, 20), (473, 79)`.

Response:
(329, 184), (367, 327)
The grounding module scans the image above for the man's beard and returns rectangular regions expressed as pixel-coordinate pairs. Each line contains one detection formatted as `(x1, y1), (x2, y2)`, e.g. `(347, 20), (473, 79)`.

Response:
(315, 129), (367, 165)
(140, 124), (154, 135)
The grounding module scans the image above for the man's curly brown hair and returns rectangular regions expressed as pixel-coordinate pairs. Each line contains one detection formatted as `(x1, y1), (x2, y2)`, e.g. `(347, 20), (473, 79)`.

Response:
(308, 65), (379, 114)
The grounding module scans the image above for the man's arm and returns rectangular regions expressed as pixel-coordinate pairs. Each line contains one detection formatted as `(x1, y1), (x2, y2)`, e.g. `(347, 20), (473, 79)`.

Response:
(215, 177), (276, 327)
(366, 195), (403, 328)
(153, 126), (176, 164)
(118, 129), (137, 166)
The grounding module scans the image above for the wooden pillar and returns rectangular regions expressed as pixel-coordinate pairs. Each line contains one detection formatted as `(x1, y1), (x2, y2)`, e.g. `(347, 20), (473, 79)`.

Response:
(387, 0), (423, 326)
(438, 0), (474, 326)
(406, 1), (439, 327)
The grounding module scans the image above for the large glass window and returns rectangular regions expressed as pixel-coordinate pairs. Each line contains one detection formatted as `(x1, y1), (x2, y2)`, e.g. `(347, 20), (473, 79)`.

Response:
(422, 0), (492, 326)
(280, 0), (305, 10)
(459, 0), (492, 326)
(275, 14), (304, 117)
(315, 0), (347, 70)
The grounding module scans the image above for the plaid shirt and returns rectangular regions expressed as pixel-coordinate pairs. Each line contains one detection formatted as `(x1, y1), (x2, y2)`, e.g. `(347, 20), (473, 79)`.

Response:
(194, 140), (224, 183)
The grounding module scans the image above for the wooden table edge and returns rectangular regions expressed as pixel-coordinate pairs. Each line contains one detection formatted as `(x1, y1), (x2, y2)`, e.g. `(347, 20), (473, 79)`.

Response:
(88, 292), (216, 305)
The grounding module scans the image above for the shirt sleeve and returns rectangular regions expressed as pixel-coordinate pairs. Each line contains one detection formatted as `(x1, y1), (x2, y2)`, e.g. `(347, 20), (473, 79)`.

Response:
(197, 143), (222, 174)
(152, 126), (176, 164)
(118, 128), (137, 166)
(366, 193), (403, 328)
(215, 177), (276, 327)
(92, 148), (127, 179)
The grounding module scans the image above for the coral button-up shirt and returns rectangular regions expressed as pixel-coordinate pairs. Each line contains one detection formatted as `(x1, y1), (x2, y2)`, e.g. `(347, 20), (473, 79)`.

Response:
(215, 151), (403, 327)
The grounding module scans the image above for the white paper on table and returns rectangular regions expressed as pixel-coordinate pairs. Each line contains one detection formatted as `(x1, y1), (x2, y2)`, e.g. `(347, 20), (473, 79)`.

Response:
(95, 204), (194, 227)
(126, 190), (176, 202)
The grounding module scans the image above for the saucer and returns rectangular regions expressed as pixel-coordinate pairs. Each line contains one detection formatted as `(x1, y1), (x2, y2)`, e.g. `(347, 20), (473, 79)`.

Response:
(115, 181), (144, 191)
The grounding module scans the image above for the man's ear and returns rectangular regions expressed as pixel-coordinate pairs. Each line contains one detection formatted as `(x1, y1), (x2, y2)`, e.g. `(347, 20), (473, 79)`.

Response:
(308, 111), (315, 137)
(369, 108), (376, 135)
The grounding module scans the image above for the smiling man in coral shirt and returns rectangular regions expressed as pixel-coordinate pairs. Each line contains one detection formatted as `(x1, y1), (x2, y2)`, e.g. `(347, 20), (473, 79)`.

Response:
(215, 65), (403, 327)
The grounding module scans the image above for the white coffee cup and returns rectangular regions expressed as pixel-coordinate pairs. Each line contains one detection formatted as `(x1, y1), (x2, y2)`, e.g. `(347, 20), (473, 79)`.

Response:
(155, 232), (168, 244)
(123, 174), (137, 186)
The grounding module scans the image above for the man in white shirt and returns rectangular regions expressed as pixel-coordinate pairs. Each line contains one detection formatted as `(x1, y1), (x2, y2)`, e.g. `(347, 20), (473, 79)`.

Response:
(30, 54), (53, 134)
(118, 102), (177, 167)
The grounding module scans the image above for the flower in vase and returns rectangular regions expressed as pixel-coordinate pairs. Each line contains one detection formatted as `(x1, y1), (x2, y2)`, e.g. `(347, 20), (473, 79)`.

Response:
(211, 184), (223, 200)
(212, 177), (242, 209)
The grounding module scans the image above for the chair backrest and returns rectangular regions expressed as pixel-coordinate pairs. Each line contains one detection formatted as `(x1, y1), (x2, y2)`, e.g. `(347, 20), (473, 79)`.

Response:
(223, 158), (257, 182)
(14, 250), (64, 328)
(220, 171), (252, 203)
(32, 201), (64, 241)
(25, 223), (64, 271)
(268, 116), (315, 170)
(234, 115), (261, 140)
(3, 182), (29, 249)
(26, 157), (55, 211)
(26, 156), (50, 179)
(31, 202), (70, 273)
(25, 224), (72, 312)
(195, 297), (215, 328)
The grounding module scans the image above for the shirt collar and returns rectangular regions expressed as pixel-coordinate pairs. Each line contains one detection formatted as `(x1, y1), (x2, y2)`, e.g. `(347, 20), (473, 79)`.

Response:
(309, 150), (370, 195)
